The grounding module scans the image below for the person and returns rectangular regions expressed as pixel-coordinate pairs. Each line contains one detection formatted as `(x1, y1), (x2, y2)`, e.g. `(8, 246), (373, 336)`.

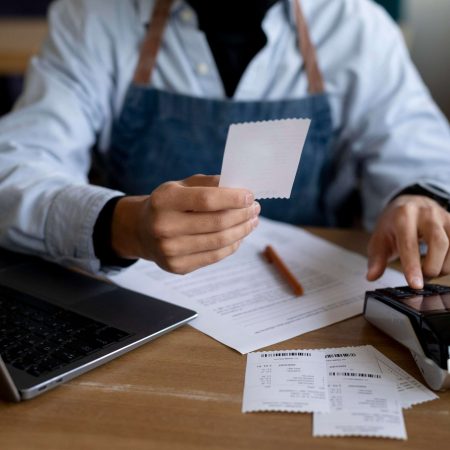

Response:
(0, 0), (449, 290)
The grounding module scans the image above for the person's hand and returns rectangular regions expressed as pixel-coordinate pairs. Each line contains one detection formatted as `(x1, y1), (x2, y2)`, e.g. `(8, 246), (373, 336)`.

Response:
(367, 195), (450, 289)
(110, 175), (260, 274)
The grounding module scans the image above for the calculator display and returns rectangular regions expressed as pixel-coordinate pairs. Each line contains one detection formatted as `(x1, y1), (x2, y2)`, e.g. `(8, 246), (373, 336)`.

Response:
(397, 293), (450, 312)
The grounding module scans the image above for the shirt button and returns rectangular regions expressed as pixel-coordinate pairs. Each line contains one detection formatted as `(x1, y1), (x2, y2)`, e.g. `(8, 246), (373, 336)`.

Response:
(180, 8), (193, 23)
(196, 62), (209, 76)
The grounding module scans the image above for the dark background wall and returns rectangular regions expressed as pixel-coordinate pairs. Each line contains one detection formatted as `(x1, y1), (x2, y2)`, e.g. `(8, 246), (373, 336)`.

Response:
(0, 0), (52, 16)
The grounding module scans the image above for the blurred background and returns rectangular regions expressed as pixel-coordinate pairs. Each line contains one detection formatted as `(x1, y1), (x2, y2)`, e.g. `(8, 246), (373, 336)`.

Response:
(0, 0), (449, 118)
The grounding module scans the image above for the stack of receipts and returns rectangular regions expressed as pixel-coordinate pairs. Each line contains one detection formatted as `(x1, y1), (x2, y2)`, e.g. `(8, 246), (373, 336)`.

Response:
(242, 345), (438, 439)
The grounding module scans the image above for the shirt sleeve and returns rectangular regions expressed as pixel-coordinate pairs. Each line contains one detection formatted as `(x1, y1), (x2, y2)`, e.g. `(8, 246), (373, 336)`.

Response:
(0, 0), (124, 273)
(328, 1), (450, 230)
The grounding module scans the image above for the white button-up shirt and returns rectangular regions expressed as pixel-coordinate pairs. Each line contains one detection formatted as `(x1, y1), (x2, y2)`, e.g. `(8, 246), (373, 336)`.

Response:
(0, 0), (449, 273)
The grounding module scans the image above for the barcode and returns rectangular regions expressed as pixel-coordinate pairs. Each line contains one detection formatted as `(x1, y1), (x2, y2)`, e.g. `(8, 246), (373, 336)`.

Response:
(325, 353), (357, 358)
(262, 352), (312, 357)
(329, 372), (381, 378)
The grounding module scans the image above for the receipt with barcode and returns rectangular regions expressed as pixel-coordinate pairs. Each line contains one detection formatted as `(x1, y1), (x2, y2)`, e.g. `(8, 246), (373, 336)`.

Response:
(242, 350), (329, 413)
(313, 346), (407, 440)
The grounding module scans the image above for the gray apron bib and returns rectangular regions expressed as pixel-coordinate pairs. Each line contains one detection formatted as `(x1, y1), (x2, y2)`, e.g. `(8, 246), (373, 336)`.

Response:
(107, 0), (334, 226)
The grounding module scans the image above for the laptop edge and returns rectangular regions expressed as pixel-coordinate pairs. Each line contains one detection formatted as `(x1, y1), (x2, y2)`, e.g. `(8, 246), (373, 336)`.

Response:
(0, 355), (21, 402)
(0, 250), (198, 402)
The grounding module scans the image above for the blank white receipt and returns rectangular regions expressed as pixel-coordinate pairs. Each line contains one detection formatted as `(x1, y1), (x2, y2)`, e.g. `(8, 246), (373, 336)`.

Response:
(219, 118), (311, 199)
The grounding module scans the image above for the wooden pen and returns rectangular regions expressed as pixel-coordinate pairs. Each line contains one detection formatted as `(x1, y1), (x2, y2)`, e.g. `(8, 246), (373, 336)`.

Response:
(263, 245), (304, 296)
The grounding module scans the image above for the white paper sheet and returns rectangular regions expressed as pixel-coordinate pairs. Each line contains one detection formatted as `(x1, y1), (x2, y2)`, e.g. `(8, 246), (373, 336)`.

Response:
(313, 346), (407, 440)
(242, 350), (329, 413)
(108, 217), (405, 354)
(219, 119), (311, 199)
(373, 348), (438, 408)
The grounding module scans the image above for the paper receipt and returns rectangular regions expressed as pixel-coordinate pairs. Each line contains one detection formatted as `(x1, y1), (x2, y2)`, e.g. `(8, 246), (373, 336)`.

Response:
(242, 346), (437, 439)
(242, 350), (329, 413)
(219, 118), (311, 199)
(373, 347), (438, 409)
(313, 346), (407, 440)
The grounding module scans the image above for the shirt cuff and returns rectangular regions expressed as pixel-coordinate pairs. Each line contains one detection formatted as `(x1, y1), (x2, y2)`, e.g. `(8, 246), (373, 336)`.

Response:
(44, 184), (126, 273)
(390, 182), (450, 211)
(93, 195), (138, 268)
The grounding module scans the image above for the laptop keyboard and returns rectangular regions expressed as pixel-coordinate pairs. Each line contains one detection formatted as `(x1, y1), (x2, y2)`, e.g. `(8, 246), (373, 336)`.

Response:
(0, 285), (131, 377)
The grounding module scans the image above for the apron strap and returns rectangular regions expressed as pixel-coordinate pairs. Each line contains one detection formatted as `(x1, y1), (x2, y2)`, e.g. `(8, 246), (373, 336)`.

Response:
(293, 0), (325, 94)
(133, 0), (174, 85)
(134, 0), (325, 94)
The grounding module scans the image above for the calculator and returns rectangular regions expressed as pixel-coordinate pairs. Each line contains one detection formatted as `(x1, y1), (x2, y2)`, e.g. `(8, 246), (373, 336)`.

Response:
(364, 284), (450, 391)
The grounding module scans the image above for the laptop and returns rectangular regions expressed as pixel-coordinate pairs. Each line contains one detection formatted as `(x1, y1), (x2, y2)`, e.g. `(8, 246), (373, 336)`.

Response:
(0, 249), (197, 402)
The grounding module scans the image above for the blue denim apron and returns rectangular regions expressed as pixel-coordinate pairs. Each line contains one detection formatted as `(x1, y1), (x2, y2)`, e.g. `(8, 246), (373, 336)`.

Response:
(107, 0), (334, 226)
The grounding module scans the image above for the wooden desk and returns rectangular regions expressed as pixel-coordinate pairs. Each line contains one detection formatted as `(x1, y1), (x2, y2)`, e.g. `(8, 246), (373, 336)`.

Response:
(1, 228), (449, 449)
(0, 19), (48, 75)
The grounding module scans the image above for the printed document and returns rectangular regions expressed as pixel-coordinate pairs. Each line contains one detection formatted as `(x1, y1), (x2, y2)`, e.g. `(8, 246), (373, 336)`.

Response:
(108, 217), (405, 353)
(219, 119), (310, 199)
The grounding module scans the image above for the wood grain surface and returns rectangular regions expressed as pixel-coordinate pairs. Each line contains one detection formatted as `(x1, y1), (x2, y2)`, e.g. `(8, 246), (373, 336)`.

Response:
(1, 228), (449, 450)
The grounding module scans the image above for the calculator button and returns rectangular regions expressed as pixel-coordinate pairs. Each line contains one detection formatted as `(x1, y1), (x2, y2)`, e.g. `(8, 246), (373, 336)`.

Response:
(396, 286), (436, 296)
(426, 284), (450, 294)
(377, 288), (413, 299)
